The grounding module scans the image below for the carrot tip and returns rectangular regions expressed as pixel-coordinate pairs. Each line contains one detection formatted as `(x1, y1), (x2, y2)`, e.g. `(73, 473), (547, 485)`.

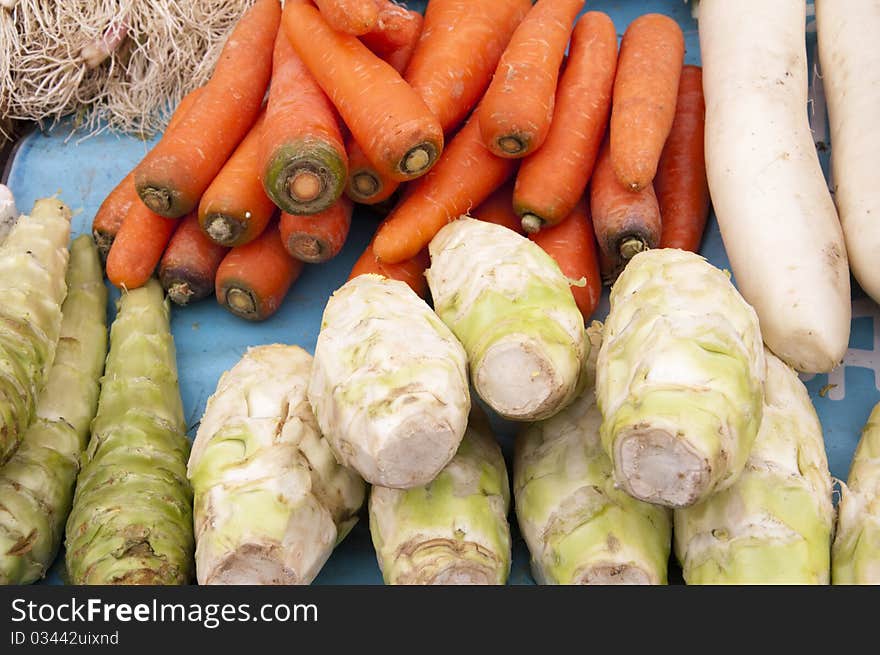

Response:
(204, 213), (243, 246)
(288, 233), (324, 263)
(167, 281), (196, 306)
(400, 143), (437, 176)
(521, 213), (544, 235)
(497, 136), (526, 156)
(141, 186), (173, 215)
(290, 170), (323, 203)
(351, 171), (381, 199)
(620, 237), (648, 261)
(225, 287), (258, 318)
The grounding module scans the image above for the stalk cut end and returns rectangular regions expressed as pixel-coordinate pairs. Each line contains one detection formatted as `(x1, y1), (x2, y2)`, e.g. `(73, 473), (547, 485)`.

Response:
(141, 187), (172, 215)
(225, 287), (258, 318)
(167, 281), (194, 306)
(205, 213), (241, 246)
(288, 234), (323, 263)
(521, 213), (544, 234)
(497, 136), (525, 156)
(619, 237), (647, 261)
(351, 171), (380, 198)
(289, 170), (323, 203)
(400, 143), (437, 176)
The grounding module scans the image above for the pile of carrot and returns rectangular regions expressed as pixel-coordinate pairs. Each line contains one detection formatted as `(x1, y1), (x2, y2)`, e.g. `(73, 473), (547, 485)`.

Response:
(91, 0), (710, 325)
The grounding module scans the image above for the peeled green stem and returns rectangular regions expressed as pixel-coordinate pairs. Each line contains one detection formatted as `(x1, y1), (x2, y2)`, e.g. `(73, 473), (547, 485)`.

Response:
(65, 279), (194, 585)
(596, 248), (765, 508)
(515, 323), (672, 585)
(188, 345), (365, 585)
(369, 409), (511, 585)
(0, 236), (107, 584)
(426, 218), (587, 422)
(674, 349), (834, 584)
(0, 198), (72, 465)
(832, 400), (880, 584)
(308, 274), (471, 489)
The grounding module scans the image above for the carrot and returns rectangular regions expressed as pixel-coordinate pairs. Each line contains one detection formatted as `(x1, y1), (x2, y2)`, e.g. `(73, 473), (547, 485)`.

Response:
(472, 180), (524, 234)
(514, 12), (618, 233)
(315, 0), (378, 36)
(345, 137), (400, 205)
(133, 0), (280, 218)
(106, 204), (180, 290)
(610, 14), (685, 191)
(373, 111), (519, 264)
(529, 196), (602, 321)
(198, 112), (276, 247)
(477, 0), (584, 158)
(280, 196), (353, 264)
(656, 66), (709, 253)
(91, 86), (203, 258)
(215, 222), (304, 322)
(361, 3), (422, 56)
(589, 138), (662, 272)
(349, 241), (430, 299)
(283, 0), (443, 182)
(404, 0), (531, 134)
(159, 213), (229, 305)
(261, 28), (347, 218)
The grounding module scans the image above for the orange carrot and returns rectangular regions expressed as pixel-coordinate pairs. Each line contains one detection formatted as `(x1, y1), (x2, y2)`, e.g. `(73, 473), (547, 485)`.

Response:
(345, 137), (400, 205)
(514, 12), (618, 233)
(133, 0), (280, 217)
(198, 112), (276, 247)
(349, 241), (430, 299)
(610, 14), (685, 191)
(529, 196), (602, 321)
(360, 2), (422, 59)
(106, 204), (180, 290)
(91, 86), (203, 258)
(373, 112), (518, 263)
(159, 213), (229, 305)
(656, 65), (709, 253)
(315, 0), (378, 36)
(590, 139), (662, 272)
(404, 0), (531, 134)
(283, 0), (443, 182)
(215, 222), (304, 321)
(477, 0), (584, 158)
(261, 27), (347, 217)
(472, 180), (524, 234)
(279, 196), (353, 264)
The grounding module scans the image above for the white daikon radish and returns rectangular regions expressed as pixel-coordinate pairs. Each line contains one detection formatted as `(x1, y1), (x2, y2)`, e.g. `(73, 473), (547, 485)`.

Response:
(817, 0), (880, 305)
(699, 0), (850, 374)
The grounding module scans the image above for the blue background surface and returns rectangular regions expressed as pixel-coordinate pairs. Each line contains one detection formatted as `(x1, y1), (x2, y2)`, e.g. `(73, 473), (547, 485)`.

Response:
(4, 0), (874, 585)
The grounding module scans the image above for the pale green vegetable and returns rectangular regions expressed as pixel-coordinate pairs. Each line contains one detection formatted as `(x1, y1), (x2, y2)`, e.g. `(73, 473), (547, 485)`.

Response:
(369, 408), (510, 585)
(515, 323), (671, 585)
(65, 279), (194, 584)
(309, 274), (470, 489)
(0, 183), (16, 245)
(596, 248), (765, 508)
(426, 218), (587, 422)
(0, 236), (107, 584)
(674, 349), (834, 584)
(0, 197), (72, 464)
(188, 345), (366, 585)
(832, 401), (880, 584)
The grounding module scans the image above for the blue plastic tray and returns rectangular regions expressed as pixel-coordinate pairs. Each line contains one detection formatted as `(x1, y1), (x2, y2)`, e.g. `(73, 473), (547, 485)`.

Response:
(4, 0), (875, 585)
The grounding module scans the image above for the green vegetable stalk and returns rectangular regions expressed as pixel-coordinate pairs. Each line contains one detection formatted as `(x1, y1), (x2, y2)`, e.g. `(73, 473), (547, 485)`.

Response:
(0, 197), (72, 464)
(65, 279), (194, 584)
(369, 408), (511, 585)
(188, 345), (366, 585)
(674, 349), (834, 584)
(832, 401), (880, 584)
(596, 248), (765, 508)
(309, 274), (470, 489)
(0, 236), (107, 584)
(426, 218), (587, 422)
(515, 323), (672, 585)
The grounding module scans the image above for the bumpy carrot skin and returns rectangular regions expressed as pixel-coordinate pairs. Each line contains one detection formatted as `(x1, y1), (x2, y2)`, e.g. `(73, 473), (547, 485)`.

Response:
(345, 136), (400, 205)
(529, 197), (602, 321)
(349, 242), (430, 299)
(361, 2), (423, 56)
(261, 28), (348, 217)
(404, 0), (532, 134)
(92, 87), (203, 259)
(656, 66), (709, 253)
(198, 112), (276, 247)
(159, 214), (229, 306)
(283, 1), (444, 183)
(315, 0), (378, 36)
(106, 204), (180, 290)
(373, 112), (519, 264)
(280, 196), (353, 264)
(216, 223), (304, 322)
(472, 180), (524, 234)
(478, 0), (585, 159)
(134, 0), (280, 218)
(515, 12), (618, 233)
(610, 13), (685, 191)
(590, 139), (662, 272)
